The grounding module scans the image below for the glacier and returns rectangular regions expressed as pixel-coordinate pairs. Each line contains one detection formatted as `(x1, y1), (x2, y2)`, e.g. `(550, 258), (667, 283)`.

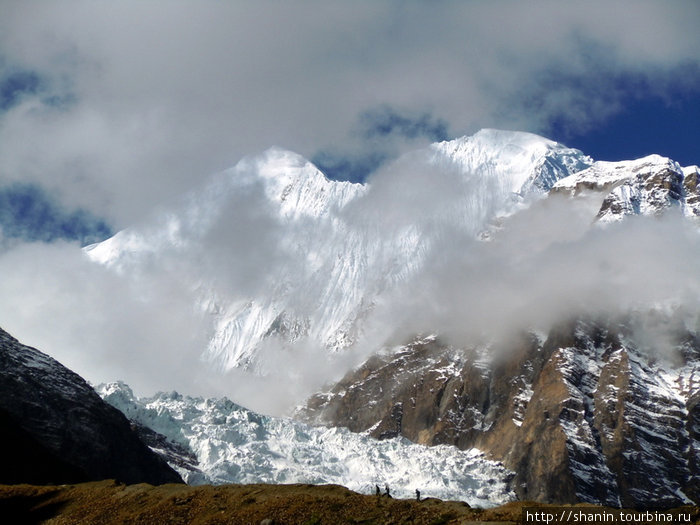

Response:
(96, 381), (516, 507)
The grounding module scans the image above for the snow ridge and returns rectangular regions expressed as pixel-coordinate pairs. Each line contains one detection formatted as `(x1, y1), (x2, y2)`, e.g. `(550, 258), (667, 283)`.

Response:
(552, 155), (700, 221)
(432, 129), (593, 196)
(85, 130), (592, 374)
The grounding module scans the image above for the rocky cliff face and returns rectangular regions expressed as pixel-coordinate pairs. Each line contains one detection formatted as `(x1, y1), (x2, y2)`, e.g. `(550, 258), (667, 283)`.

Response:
(301, 315), (700, 507)
(551, 155), (700, 221)
(300, 149), (700, 508)
(76, 129), (699, 506)
(0, 327), (183, 485)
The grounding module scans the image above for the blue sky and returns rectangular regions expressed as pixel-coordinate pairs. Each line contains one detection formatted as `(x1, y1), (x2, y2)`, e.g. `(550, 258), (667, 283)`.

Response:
(0, 67), (111, 244)
(0, 69), (41, 111)
(315, 87), (700, 183)
(0, 1), (698, 236)
(555, 89), (700, 167)
(0, 182), (111, 246)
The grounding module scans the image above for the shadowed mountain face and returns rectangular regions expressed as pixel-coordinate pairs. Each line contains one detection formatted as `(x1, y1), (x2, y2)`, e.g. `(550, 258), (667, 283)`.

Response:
(0, 327), (182, 485)
(301, 314), (700, 508)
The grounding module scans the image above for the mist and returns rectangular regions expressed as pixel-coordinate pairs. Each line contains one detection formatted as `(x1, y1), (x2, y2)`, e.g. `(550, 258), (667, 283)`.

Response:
(0, 241), (212, 397)
(371, 203), (700, 349)
(349, 155), (700, 366)
(1, 2), (697, 415)
(0, 143), (698, 415)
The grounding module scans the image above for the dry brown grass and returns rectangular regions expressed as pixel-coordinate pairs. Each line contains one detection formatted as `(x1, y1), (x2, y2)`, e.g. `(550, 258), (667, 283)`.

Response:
(0, 482), (698, 525)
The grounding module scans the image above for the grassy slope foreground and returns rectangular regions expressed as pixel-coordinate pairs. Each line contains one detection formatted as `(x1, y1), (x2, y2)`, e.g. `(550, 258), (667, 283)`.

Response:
(2, 482), (699, 525)
(0, 481), (543, 525)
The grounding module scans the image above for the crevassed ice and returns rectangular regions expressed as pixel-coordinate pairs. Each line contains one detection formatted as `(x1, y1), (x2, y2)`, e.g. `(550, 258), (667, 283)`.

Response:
(97, 381), (516, 507)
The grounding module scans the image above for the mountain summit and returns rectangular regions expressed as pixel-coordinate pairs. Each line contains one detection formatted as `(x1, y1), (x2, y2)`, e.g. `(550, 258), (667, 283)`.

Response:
(432, 128), (592, 195)
(84, 130), (596, 374)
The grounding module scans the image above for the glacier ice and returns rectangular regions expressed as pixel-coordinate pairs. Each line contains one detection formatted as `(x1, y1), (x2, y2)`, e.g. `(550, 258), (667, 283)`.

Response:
(97, 381), (515, 507)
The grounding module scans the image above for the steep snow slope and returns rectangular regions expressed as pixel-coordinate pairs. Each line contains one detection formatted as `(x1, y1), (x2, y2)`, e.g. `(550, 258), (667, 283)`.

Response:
(85, 130), (592, 374)
(97, 382), (515, 507)
(431, 128), (592, 197)
(87, 148), (368, 370)
(75, 129), (700, 507)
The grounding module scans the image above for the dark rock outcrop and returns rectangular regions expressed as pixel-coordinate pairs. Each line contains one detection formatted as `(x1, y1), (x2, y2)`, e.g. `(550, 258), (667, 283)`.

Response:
(129, 420), (200, 474)
(0, 326), (183, 485)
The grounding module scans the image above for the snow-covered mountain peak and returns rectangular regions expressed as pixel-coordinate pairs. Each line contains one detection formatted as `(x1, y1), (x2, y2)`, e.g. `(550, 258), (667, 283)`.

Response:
(453, 128), (561, 154)
(86, 129), (587, 268)
(253, 147), (329, 186)
(85, 147), (365, 268)
(82, 129), (600, 378)
(552, 155), (681, 194)
(550, 154), (700, 221)
(683, 165), (700, 177)
(222, 147), (366, 221)
(432, 128), (593, 196)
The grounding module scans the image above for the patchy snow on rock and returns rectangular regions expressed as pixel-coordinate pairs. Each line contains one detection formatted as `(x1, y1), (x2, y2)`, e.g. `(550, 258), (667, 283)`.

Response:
(551, 155), (700, 223)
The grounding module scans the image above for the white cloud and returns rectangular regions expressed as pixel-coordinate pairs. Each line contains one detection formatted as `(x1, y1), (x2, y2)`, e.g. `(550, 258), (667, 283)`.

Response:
(0, 1), (699, 413)
(0, 1), (698, 224)
(0, 149), (699, 414)
(0, 241), (212, 396)
(368, 198), (700, 349)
